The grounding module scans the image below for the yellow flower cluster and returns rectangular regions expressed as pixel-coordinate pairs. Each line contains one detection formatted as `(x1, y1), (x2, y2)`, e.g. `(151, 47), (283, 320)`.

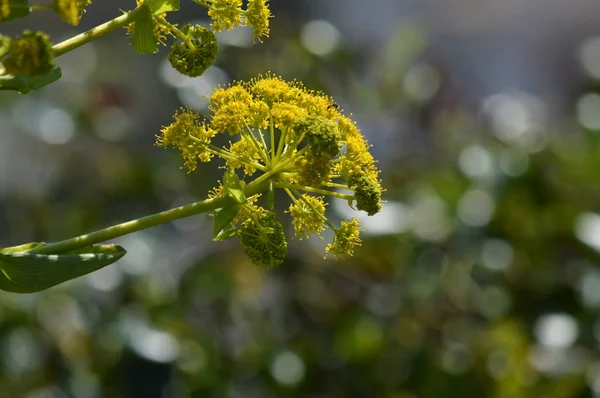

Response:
(195, 0), (271, 41)
(158, 74), (382, 260)
(1, 1), (10, 21)
(54, 0), (92, 26)
(156, 108), (217, 170)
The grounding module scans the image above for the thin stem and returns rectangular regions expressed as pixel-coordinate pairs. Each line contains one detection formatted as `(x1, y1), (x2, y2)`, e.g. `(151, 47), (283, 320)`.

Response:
(52, 7), (145, 57)
(190, 0), (211, 8)
(274, 125), (288, 163)
(275, 183), (354, 201)
(326, 182), (350, 190)
(29, 179), (271, 255)
(257, 128), (269, 161)
(155, 15), (196, 50)
(207, 146), (267, 172)
(184, 135), (266, 171)
(283, 188), (298, 203)
(31, 5), (54, 11)
(278, 145), (309, 167)
(242, 122), (271, 166)
(269, 111), (276, 161)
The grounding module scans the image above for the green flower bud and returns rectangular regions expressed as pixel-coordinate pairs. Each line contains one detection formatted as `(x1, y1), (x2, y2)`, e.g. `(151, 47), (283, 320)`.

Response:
(167, 24), (217, 77)
(1, 30), (54, 76)
(237, 210), (288, 268)
(349, 173), (382, 216)
(294, 115), (341, 158)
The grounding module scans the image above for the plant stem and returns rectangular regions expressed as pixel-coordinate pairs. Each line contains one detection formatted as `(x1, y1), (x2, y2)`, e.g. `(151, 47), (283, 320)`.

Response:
(269, 111), (276, 161)
(274, 183), (354, 201)
(52, 7), (144, 57)
(29, 179), (271, 255)
(155, 15), (196, 50)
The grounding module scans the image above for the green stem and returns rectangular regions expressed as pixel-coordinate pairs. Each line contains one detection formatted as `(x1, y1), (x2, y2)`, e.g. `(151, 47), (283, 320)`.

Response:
(326, 182), (350, 190)
(29, 179), (271, 255)
(190, 0), (211, 9)
(257, 128), (269, 162)
(274, 125), (288, 163)
(275, 183), (354, 201)
(155, 15), (196, 50)
(242, 122), (271, 166)
(52, 7), (145, 57)
(31, 4), (54, 11)
(269, 111), (275, 161)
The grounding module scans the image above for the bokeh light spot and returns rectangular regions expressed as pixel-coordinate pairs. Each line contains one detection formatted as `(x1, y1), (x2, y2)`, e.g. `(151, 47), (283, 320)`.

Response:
(270, 351), (306, 386)
(300, 20), (341, 56)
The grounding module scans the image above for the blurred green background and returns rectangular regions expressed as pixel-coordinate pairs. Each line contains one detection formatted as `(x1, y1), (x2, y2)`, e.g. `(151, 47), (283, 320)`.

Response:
(3, 1), (600, 397)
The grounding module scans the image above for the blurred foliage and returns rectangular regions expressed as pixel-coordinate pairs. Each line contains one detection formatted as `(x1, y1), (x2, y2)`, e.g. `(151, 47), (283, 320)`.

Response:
(2, 5), (600, 398)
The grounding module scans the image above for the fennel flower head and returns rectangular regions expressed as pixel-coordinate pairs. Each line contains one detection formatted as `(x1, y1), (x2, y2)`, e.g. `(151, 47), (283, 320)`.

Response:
(157, 73), (383, 267)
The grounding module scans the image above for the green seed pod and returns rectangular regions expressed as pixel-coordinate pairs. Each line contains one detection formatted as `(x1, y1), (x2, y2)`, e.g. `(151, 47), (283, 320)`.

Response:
(167, 24), (218, 77)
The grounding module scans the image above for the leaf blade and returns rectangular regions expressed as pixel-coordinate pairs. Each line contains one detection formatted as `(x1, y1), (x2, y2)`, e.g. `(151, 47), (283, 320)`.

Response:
(145, 0), (180, 14)
(132, 5), (158, 54)
(0, 67), (62, 94)
(0, 244), (126, 293)
(223, 169), (247, 204)
(213, 205), (240, 241)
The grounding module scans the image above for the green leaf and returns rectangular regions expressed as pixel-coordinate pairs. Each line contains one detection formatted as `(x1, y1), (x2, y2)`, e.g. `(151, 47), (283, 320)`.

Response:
(0, 0), (31, 22)
(213, 205), (240, 241)
(145, 0), (180, 14)
(223, 169), (247, 204)
(132, 5), (158, 54)
(0, 244), (126, 293)
(214, 223), (238, 241)
(266, 180), (275, 210)
(0, 67), (61, 94)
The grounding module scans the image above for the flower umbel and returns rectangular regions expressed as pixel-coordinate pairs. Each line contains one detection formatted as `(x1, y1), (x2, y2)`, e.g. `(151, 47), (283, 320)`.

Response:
(160, 73), (383, 263)
(288, 194), (327, 239)
(325, 218), (362, 258)
(54, 0), (92, 26)
(156, 108), (217, 172)
(237, 209), (288, 268)
(0, 30), (54, 76)
(167, 24), (218, 77)
(194, 0), (271, 41)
